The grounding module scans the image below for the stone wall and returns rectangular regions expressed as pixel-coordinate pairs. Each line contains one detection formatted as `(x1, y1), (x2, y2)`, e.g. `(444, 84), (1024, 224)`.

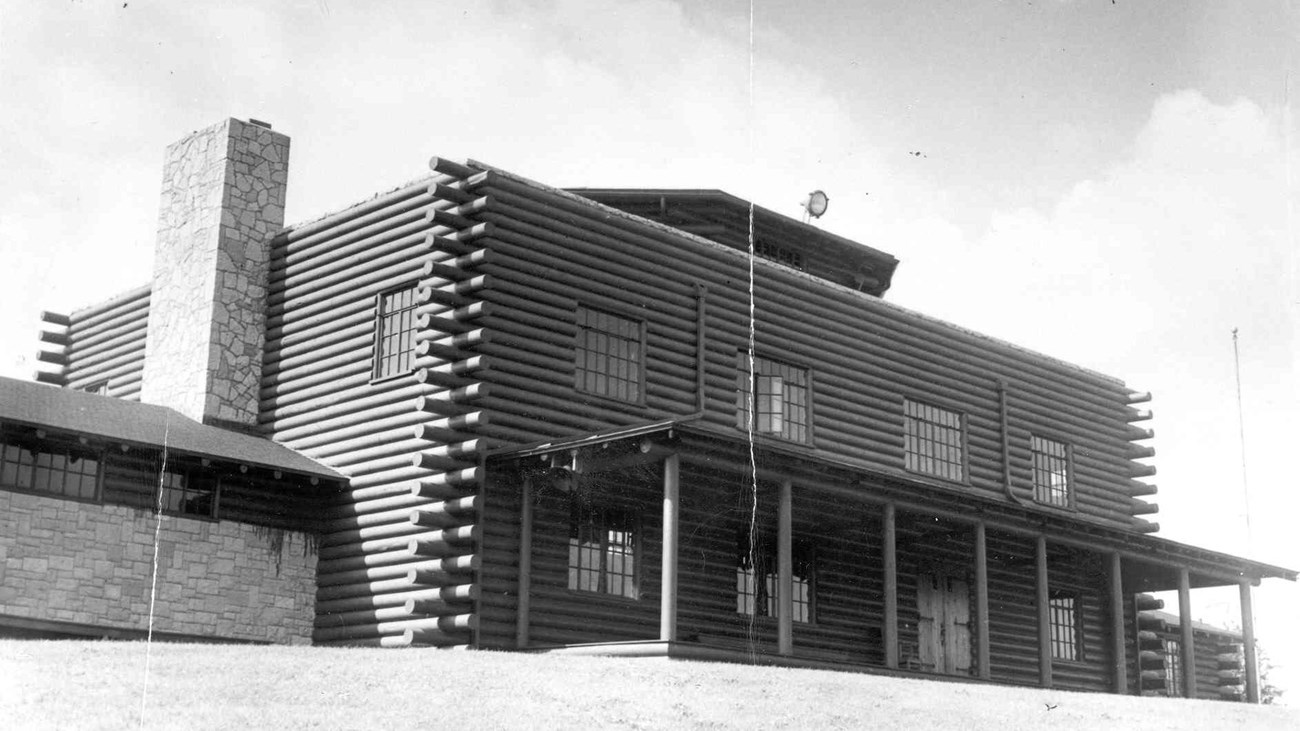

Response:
(141, 118), (289, 427)
(0, 490), (316, 644)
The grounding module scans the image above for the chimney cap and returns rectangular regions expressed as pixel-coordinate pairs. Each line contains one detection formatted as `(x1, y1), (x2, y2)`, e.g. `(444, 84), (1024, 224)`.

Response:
(248, 118), (273, 130)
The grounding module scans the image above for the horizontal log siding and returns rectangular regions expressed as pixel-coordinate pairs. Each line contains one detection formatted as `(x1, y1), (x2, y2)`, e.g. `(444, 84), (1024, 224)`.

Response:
(53, 285), (151, 400)
(463, 173), (1153, 532)
(263, 176), (485, 646)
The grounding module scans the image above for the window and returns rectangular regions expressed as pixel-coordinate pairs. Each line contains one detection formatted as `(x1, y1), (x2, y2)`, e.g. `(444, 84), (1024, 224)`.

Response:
(904, 399), (965, 481)
(1031, 436), (1072, 508)
(1048, 590), (1082, 661)
(754, 240), (805, 271)
(373, 285), (420, 380)
(1163, 638), (1183, 696)
(736, 532), (815, 623)
(0, 441), (99, 501)
(102, 456), (217, 518)
(736, 355), (810, 443)
(568, 502), (639, 599)
(159, 470), (219, 519)
(83, 381), (109, 395)
(575, 306), (644, 403)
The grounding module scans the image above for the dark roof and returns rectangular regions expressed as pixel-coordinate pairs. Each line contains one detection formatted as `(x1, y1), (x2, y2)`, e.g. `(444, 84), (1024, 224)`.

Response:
(0, 377), (343, 482)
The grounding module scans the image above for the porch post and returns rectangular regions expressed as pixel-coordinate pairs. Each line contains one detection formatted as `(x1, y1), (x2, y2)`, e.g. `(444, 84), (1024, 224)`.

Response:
(1178, 567), (1197, 699)
(515, 475), (533, 648)
(973, 521), (990, 680)
(1109, 552), (1127, 694)
(883, 503), (899, 670)
(778, 479), (793, 656)
(1036, 534), (1052, 687)
(1240, 579), (1259, 703)
(659, 453), (680, 643)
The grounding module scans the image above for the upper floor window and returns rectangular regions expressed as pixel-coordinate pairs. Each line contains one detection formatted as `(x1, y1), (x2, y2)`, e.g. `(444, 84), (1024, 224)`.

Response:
(83, 381), (109, 395)
(754, 240), (805, 271)
(736, 355), (810, 443)
(903, 399), (965, 481)
(373, 285), (420, 380)
(736, 531), (815, 623)
(0, 441), (99, 501)
(575, 306), (645, 403)
(1048, 589), (1082, 662)
(1031, 436), (1072, 508)
(568, 501), (639, 599)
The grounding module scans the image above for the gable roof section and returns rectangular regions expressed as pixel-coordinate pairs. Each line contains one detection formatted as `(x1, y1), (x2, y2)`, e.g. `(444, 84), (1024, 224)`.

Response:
(0, 377), (343, 482)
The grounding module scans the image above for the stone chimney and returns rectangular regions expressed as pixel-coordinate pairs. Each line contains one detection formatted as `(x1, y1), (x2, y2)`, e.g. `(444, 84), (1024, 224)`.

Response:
(140, 118), (289, 428)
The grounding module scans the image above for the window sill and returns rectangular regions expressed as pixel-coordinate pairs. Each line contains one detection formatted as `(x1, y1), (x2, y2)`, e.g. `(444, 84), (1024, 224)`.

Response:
(563, 588), (645, 604)
(369, 370), (415, 386)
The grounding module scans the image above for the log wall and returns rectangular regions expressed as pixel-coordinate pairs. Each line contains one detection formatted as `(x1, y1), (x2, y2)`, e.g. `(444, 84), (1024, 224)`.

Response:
(483, 459), (1120, 694)
(263, 173), (489, 647)
(35, 285), (150, 400)
(260, 157), (1157, 648)
(457, 167), (1156, 532)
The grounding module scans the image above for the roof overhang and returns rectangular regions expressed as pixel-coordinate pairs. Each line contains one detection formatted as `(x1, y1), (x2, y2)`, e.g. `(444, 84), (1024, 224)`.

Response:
(0, 377), (344, 483)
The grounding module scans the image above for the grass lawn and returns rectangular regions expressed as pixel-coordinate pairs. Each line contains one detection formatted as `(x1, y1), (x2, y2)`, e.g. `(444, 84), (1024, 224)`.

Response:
(1, 640), (1296, 730)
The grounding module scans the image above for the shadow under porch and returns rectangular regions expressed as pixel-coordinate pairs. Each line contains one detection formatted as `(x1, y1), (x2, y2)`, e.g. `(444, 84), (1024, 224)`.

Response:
(476, 426), (1281, 701)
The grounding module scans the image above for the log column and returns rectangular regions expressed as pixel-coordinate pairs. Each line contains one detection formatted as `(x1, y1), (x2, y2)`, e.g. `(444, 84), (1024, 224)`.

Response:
(1109, 552), (1127, 694)
(883, 503), (899, 670)
(1036, 535), (1052, 687)
(1178, 568), (1197, 699)
(974, 522), (990, 680)
(660, 453), (680, 643)
(1240, 579), (1259, 703)
(778, 479), (793, 656)
(515, 476), (533, 648)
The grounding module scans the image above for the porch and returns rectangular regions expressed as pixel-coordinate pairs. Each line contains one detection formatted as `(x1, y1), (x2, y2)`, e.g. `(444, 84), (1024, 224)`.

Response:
(483, 423), (1291, 701)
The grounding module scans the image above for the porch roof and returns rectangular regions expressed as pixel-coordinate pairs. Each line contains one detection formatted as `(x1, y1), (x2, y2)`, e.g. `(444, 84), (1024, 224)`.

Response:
(487, 418), (1296, 589)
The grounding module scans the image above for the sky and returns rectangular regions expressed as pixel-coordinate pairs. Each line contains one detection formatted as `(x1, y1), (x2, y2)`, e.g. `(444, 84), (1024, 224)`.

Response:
(1, 0), (1296, 700)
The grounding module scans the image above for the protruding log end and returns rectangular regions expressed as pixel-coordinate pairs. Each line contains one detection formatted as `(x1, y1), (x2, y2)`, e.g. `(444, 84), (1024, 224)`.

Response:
(1130, 499), (1159, 516)
(39, 310), (71, 326)
(34, 370), (67, 386)
(1133, 518), (1160, 533)
(429, 157), (476, 179)
(1135, 594), (1164, 611)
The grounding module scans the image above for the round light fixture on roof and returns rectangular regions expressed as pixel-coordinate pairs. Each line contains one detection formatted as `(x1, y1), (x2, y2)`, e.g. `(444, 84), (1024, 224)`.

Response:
(802, 190), (829, 219)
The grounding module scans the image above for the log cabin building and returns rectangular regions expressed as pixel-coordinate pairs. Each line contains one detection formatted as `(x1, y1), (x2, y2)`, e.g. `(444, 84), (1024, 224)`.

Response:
(13, 118), (1294, 700)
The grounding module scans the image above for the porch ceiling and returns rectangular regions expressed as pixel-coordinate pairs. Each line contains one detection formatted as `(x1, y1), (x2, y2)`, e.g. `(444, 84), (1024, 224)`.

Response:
(488, 418), (1296, 588)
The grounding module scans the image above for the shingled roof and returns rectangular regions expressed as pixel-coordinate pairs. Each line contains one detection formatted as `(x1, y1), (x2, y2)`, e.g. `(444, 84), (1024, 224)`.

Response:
(0, 377), (343, 482)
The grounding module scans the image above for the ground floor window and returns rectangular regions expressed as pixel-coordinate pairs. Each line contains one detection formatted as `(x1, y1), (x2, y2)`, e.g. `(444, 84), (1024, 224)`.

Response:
(568, 502), (639, 599)
(735, 532), (815, 623)
(1163, 638), (1183, 696)
(1048, 589), (1082, 661)
(0, 440), (99, 501)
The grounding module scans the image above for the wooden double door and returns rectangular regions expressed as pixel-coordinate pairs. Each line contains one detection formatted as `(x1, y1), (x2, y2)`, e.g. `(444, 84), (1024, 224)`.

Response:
(917, 572), (972, 675)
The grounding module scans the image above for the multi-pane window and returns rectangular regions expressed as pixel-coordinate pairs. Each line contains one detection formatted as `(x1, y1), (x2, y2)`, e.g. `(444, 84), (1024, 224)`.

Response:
(1048, 590), (1082, 661)
(736, 355), (810, 443)
(903, 399), (966, 481)
(1163, 638), (1183, 696)
(159, 470), (219, 519)
(568, 502), (639, 599)
(0, 441), (99, 501)
(373, 285), (420, 380)
(575, 307), (645, 403)
(754, 240), (805, 271)
(1031, 436), (1072, 507)
(735, 533), (815, 623)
